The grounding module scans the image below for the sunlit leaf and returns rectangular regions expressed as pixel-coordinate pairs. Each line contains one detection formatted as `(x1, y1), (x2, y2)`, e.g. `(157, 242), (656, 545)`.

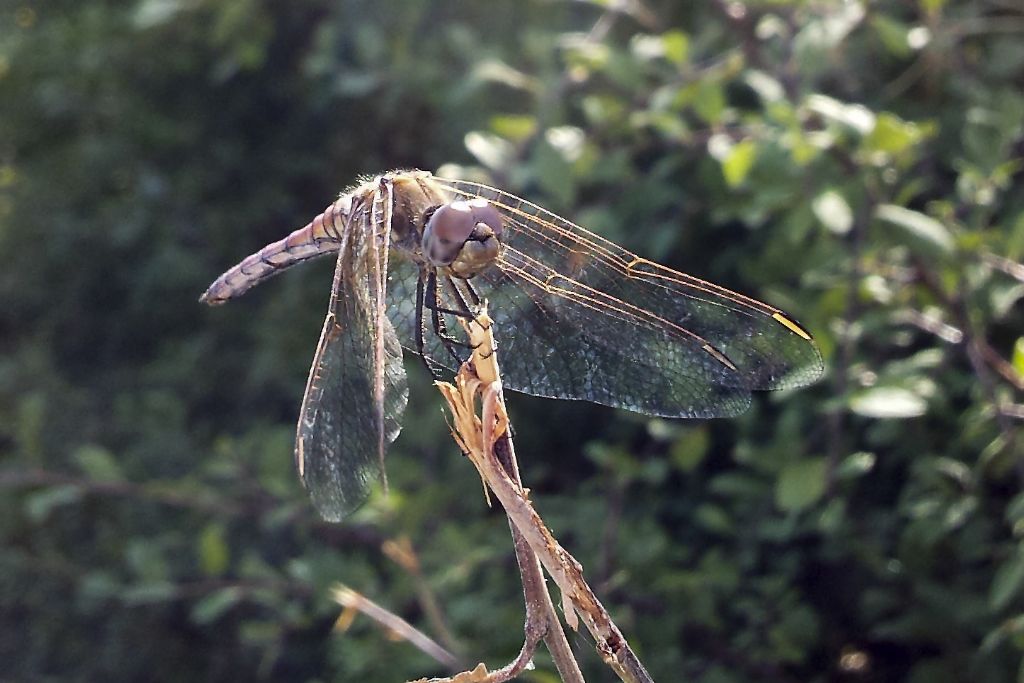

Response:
(489, 115), (536, 142)
(849, 387), (927, 418)
(1014, 338), (1024, 377)
(133, 0), (182, 29)
(544, 126), (586, 163)
(464, 131), (513, 171)
(864, 113), (928, 156)
(836, 451), (876, 480)
(693, 81), (726, 125)
(662, 30), (690, 65)
(875, 204), (955, 257)
(805, 94), (875, 134)
(776, 458), (827, 512)
(745, 70), (785, 103)
(721, 139), (758, 188)
(471, 59), (538, 92)
(631, 34), (665, 61)
(794, 2), (865, 53)
(813, 190), (853, 235)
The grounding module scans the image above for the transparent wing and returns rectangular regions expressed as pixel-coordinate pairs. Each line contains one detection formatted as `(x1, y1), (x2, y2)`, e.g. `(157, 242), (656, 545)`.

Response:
(296, 198), (408, 522)
(394, 178), (824, 418)
(386, 250), (754, 418)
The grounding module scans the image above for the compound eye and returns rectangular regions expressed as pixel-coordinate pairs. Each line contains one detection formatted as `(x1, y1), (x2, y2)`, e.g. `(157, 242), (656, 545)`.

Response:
(423, 201), (476, 266)
(429, 202), (477, 244)
(466, 198), (504, 238)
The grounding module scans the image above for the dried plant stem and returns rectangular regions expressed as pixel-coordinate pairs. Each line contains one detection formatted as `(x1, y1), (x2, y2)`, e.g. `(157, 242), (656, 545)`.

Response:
(384, 536), (463, 658)
(435, 307), (654, 683)
(492, 426), (584, 683)
(333, 585), (460, 670)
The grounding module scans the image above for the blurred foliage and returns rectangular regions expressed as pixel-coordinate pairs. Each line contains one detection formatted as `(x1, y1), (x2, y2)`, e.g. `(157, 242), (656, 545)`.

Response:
(2, 0), (1024, 681)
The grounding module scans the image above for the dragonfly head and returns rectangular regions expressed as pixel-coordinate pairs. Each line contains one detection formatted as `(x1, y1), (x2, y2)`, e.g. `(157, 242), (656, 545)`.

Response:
(422, 198), (504, 278)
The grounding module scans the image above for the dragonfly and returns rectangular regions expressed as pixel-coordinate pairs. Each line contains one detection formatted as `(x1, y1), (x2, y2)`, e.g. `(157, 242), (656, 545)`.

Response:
(202, 170), (823, 521)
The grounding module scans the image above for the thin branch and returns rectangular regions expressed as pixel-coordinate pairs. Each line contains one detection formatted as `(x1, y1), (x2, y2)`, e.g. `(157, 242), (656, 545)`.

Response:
(916, 261), (1024, 482)
(1001, 404), (1024, 420)
(982, 251), (1024, 284)
(384, 536), (463, 659)
(333, 585), (461, 671)
(0, 467), (392, 550)
(0, 468), (243, 516)
(975, 338), (1024, 391)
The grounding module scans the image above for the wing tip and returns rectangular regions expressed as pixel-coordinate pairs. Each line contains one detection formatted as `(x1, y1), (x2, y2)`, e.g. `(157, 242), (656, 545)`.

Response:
(772, 312), (813, 341)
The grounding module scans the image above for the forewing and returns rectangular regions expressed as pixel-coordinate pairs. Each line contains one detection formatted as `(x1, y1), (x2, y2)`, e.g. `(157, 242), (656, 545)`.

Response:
(434, 179), (823, 385)
(423, 178), (822, 417)
(296, 200), (408, 522)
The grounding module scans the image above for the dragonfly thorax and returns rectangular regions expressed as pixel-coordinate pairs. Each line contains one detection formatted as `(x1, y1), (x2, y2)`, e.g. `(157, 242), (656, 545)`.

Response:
(422, 198), (504, 278)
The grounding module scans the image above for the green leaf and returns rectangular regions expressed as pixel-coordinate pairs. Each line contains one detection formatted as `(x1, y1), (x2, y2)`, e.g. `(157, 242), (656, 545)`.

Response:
(775, 459), (827, 512)
(73, 445), (124, 482)
(488, 115), (536, 142)
(805, 94), (875, 135)
(191, 587), (244, 625)
(865, 113), (926, 155)
(990, 547), (1024, 611)
(464, 131), (513, 171)
(199, 523), (230, 576)
(670, 427), (710, 472)
(870, 15), (912, 58)
(721, 139), (758, 188)
(875, 204), (955, 257)
(123, 581), (177, 604)
(1006, 492), (1024, 525)
(812, 190), (853, 235)
(530, 138), (575, 208)
(661, 30), (690, 65)
(836, 451), (876, 480)
(745, 70), (784, 103)
(80, 571), (120, 599)
(849, 387), (927, 418)
(133, 0), (183, 29)
(693, 81), (726, 125)
(26, 485), (83, 522)
(1012, 338), (1024, 377)
(694, 504), (734, 534)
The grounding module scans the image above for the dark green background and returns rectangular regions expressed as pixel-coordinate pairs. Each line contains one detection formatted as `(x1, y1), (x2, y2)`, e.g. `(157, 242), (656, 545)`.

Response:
(3, 1), (1024, 681)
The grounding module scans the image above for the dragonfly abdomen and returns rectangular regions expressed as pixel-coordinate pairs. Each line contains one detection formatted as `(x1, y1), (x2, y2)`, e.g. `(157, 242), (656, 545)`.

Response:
(200, 197), (352, 305)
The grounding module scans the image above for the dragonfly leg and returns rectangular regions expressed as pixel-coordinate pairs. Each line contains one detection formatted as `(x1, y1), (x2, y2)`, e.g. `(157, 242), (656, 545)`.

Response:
(425, 271), (473, 367)
(442, 275), (477, 317)
(462, 277), (482, 307)
(415, 273), (449, 379)
(450, 277), (494, 356)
